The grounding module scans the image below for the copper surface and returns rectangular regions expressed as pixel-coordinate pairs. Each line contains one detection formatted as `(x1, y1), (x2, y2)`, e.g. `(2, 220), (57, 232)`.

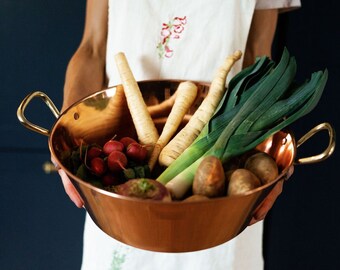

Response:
(17, 80), (336, 252)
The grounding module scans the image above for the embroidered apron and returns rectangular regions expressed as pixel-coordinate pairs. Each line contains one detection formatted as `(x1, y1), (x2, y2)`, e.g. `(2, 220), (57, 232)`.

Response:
(82, 0), (265, 269)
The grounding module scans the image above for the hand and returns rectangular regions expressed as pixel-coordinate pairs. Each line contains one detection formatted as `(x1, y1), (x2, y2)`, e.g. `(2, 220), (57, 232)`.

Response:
(52, 156), (84, 208)
(249, 166), (294, 225)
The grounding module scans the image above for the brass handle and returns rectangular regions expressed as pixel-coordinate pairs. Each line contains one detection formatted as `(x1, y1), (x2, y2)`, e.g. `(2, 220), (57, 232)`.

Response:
(294, 122), (336, 165)
(17, 91), (60, 136)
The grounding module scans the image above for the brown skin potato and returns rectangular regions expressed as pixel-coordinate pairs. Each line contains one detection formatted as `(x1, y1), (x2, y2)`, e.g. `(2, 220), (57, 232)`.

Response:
(183, 194), (210, 202)
(244, 152), (279, 184)
(227, 168), (261, 196)
(193, 156), (226, 197)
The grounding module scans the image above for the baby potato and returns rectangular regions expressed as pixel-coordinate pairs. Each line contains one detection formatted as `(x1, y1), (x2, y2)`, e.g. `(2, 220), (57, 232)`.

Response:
(193, 156), (226, 198)
(183, 194), (210, 202)
(244, 152), (279, 184)
(227, 168), (261, 196)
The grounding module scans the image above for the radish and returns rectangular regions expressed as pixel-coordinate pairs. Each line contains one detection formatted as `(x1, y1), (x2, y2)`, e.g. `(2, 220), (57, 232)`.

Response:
(103, 140), (124, 155)
(107, 150), (128, 172)
(119, 136), (137, 149)
(102, 173), (121, 186)
(126, 142), (147, 163)
(87, 146), (103, 160)
(90, 157), (107, 176)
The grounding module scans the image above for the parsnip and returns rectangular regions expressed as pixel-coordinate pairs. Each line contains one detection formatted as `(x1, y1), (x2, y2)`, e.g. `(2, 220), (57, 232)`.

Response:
(148, 81), (198, 170)
(159, 50), (242, 167)
(114, 52), (159, 150)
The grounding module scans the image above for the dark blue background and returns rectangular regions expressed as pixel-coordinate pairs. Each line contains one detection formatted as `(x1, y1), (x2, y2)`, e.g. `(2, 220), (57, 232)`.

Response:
(1, 1), (339, 270)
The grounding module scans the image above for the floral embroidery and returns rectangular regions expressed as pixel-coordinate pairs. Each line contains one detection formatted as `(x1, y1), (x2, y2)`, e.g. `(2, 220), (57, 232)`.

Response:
(110, 250), (126, 270)
(157, 16), (187, 58)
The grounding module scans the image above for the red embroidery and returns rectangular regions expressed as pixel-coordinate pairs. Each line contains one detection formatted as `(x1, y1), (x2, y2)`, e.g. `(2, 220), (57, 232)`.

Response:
(157, 16), (187, 58)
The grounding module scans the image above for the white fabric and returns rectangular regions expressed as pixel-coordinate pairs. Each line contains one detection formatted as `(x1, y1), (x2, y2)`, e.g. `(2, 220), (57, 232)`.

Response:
(105, 0), (256, 88)
(256, 0), (301, 11)
(81, 0), (301, 269)
(82, 212), (264, 270)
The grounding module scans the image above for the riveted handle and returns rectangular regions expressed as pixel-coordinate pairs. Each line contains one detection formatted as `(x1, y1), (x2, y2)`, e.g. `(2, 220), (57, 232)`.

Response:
(17, 91), (60, 136)
(294, 122), (336, 165)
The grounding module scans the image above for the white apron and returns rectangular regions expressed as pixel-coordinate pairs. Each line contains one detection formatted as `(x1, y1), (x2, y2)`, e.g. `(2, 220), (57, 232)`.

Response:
(83, 0), (263, 269)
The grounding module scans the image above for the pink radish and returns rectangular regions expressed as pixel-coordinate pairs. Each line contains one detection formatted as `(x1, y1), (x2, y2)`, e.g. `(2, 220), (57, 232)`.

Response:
(103, 140), (124, 155)
(107, 150), (128, 172)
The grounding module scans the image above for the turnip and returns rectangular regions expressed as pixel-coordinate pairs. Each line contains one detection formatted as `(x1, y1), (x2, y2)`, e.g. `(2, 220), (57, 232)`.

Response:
(113, 178), (171, 201)
(107, 150), (128, 172)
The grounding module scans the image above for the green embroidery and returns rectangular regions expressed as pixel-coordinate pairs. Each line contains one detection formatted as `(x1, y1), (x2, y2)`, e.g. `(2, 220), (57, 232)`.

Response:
(110, 250), (126, 270)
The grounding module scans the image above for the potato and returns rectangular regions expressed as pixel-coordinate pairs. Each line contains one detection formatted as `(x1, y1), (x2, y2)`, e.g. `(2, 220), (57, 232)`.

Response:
(193, 156), (226, 197)
(244, 152), (279, 184)
(183, 194), (210, 202)
(227, 168), (261, 196)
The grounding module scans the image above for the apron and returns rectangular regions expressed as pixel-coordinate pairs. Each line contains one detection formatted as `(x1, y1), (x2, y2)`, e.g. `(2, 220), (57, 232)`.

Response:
(82, 1), (264, 269)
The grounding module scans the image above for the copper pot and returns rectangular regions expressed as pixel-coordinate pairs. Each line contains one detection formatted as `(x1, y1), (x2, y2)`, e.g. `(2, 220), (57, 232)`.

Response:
(17, 80), (335, 252)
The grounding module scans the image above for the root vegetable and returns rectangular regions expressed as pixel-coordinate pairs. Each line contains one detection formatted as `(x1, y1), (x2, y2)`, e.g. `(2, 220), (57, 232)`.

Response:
(113, 178), (171, 201)
(90, 157), (107, 176)
(227, 168), (261, 196)
(148, 81), (198, 170)
(126, 142), (148, 163)
(192, 156), (226, 198)
(114, 52), (159, 149)
(244, 152), (279, 184)
(119, 136), (137, 149)
(147, 91), (178, 118)
(87, 146), (103, 160)
(183, 194), (210, 202)
(102, 173), (121, 186)
(103, 139), (124, 155)
(159, 50), (242, 167)
(107, 150), (128, 172)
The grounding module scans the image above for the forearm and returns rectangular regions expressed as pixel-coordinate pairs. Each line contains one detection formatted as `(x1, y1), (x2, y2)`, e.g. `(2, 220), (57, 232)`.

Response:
(61, 0), (108, 112)
(62, 44), (107, 111)
(243, 9), (278, 68)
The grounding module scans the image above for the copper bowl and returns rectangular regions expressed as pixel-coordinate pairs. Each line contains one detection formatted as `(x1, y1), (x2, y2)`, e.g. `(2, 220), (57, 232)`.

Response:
(17, 80), (335, 252)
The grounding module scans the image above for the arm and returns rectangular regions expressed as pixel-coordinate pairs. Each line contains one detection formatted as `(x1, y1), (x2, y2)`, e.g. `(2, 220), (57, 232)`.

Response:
(61, 0), (108, 111)
(58, 0), (108, 207)
(243, 9), (278, 68)
(243, 9), (284, 224)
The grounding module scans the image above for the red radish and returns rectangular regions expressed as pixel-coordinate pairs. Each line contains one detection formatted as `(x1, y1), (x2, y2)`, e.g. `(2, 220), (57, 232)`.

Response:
(87, 146), (103, 160)
(90, 157), (107, 176)
(107, 150), (128, 172)
(103, 140), (124, 155)
(119, 136), (137, 149)
(102, 173), (121, 186)
(126, 142), (148, 163)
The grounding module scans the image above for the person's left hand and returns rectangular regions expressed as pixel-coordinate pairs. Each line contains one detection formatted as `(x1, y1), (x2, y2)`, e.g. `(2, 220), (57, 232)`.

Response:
(249, 165), (294, 225)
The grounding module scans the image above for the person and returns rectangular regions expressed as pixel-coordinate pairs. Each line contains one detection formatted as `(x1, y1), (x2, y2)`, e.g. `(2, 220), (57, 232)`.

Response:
(57, 1), (301, 269)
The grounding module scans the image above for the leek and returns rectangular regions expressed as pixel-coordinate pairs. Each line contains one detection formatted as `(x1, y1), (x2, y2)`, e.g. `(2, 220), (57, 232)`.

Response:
(157, 48), (328, 199)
